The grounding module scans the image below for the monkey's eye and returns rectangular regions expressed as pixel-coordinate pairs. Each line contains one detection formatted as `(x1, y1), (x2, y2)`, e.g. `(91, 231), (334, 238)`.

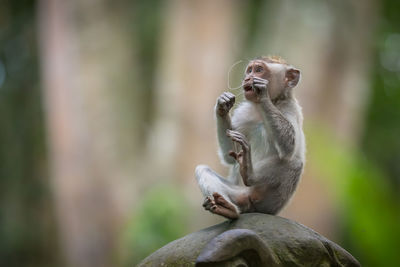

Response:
(255, 66), (263, 73)
(246, 67), (252, 74)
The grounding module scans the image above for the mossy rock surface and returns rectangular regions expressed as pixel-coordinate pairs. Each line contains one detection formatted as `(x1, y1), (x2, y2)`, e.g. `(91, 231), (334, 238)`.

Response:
(138, 213), (360, 267)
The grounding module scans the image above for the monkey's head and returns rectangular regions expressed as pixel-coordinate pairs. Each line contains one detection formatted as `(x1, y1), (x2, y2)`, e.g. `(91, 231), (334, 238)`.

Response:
(243, 56), (300, 102)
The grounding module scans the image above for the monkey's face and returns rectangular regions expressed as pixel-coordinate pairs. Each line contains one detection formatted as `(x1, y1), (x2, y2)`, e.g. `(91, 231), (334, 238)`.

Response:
(243, 60), (299, 102)
(243, 60), (271, 102)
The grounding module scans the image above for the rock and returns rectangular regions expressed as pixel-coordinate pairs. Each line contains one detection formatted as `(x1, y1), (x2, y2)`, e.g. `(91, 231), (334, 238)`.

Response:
(138, 213), (360, 267)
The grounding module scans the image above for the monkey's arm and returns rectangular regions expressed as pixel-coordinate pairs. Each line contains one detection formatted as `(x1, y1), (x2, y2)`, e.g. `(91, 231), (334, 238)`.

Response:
(258, 98), (296, 159)
(215, 92), (236, 165)
(216, 115), (236, 164)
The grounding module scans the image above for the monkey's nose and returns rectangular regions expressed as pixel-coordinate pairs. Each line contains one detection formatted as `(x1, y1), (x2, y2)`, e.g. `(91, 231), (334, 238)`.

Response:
(244, 77), (251, 82)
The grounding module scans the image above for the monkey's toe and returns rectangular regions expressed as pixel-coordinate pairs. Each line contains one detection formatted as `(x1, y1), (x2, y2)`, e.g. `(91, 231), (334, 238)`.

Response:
(209, 203), (239, 220)
(208, 193), (240, 219)
(213, 193), (236, 210)
(202, 196), (215, 211)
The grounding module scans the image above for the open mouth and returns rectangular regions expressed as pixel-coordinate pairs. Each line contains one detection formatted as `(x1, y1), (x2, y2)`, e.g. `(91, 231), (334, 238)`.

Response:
(243, 83), (253, 92)
(243, 82), (256, 100)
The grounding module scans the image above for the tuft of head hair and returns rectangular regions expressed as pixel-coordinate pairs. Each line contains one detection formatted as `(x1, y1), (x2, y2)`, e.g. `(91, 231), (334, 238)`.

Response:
(256, 55), (287, 65)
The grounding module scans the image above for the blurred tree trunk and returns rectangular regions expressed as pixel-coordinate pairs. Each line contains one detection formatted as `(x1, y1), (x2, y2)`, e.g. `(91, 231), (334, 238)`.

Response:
(149, 0), (239, 229)
(38, 0), (145, 266)
(0, 2), (59, 266)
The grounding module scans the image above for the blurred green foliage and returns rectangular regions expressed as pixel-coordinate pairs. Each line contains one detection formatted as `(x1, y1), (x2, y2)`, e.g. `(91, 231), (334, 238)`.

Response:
(355, 1), (400, 264)
(120, 185), (188, 266)
(362, 0), (400, 189)
(307, 125), (400, 266)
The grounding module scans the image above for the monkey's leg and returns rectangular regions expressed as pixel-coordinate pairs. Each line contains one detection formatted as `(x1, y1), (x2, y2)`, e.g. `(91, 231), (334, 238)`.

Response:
(195, 165), (249, 219)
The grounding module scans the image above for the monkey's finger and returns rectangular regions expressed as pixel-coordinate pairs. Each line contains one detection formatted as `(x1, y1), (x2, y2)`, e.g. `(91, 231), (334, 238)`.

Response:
(230, 137), (250, 151)
(229, 135), (246, 143)
(253, 77), (269, 84)
(223, 92), (234, 100)
(226, 129), (235, 137)
(221, 94), (230, 102)
(227, 133), (242, 142)
(224, 93), (236, 104)
(229, 131), (245, 138)
(231, 138), (249, 149)
(228, 151), (238, 160)
(228, 131), (248, 142)
(227, 131), (248, 145)
(227, 130), (246, 139)
(227, 129), (243, 135)
(226, 129), (243, 137)
(253, 81), (268, 86)
(218, 97), (227, 105)
(229, 134), (248, 145)
(254, 83), (267, 89)
(224, 91), (235, 98)
(224, 92), (235, 103)
(232, 139), (249, 151)
(253, 77), (268, 83)
(254, 81), (268, 86)
(221, 96), (230, 104)
(227, 96), (236, 104)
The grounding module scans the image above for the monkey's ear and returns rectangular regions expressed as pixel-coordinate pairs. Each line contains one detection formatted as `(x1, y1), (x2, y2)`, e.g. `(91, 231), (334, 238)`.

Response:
(285, 68), (301, 89)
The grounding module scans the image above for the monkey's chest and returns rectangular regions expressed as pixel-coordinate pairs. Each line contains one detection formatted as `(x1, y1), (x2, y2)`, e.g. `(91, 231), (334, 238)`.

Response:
(246, 123), (271, 162)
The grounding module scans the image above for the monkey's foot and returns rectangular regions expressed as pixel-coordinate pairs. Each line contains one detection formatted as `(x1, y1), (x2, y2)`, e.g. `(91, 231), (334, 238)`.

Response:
(204, 193), (239, 220)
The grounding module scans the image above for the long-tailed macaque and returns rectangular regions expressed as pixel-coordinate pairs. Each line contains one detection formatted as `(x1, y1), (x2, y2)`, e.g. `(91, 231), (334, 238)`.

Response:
(195, 56), (305, 219)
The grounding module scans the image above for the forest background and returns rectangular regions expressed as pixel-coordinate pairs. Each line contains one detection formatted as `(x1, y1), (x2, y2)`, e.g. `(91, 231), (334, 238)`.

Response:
(0, 0), (399, 266)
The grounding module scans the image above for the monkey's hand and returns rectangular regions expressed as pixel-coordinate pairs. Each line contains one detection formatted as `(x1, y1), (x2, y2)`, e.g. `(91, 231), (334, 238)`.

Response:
(216, 92), (235, 117)
(227, 130), (254, 186)
(252, 77), (270, 101)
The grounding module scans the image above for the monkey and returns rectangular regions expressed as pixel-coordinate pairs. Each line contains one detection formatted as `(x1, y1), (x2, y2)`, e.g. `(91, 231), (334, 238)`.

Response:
(195, 56), (305, 219)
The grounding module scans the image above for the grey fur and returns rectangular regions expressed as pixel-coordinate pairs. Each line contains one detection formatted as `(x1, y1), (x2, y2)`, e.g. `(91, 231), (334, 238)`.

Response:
(195, 63), (305, 218)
